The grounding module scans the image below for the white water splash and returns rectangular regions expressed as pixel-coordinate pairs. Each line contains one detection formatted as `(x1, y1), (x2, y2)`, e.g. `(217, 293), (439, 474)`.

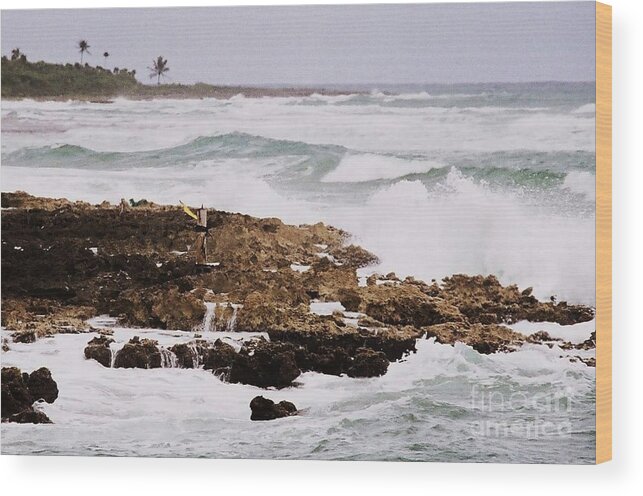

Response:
(0, 326), (595, 462)
(201, 302), (216, 334)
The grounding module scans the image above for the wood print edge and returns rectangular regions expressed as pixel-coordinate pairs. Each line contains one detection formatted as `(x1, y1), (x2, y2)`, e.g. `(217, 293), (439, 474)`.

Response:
(595, 0), (612, 464)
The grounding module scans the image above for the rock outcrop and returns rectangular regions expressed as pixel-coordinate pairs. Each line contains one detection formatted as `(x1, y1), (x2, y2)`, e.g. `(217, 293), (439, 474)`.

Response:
(1, 366), (58, 423)
(202, 339), (237, 376)
(113, 286), (205, 331)
(249, 395), (297, 421)
(346, 348), (389, 378)
(26, 367), (59, 403)
(425, 323), (525, 354)
(113, 336), (164, 369)
(84, 335), (115, 367)
(354, 284), (465, 327)
(229, 338), (300, 388)
(2, 192), (597, 383)
(168, 341), (208, 369)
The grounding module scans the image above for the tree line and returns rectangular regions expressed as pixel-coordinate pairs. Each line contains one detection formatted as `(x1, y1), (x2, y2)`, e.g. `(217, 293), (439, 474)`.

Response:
(5, 40), (170, 85)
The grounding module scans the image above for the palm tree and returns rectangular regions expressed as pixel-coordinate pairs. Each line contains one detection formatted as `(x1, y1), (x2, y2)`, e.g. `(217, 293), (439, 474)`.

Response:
(103, 51), (109, 65)
(10, 48), (21, 61)
(148, 56), (169, 85)
(78, 40), (90, 64)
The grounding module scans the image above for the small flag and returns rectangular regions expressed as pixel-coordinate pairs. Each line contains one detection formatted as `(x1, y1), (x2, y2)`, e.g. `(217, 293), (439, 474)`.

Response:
(180, 201), (198, 221)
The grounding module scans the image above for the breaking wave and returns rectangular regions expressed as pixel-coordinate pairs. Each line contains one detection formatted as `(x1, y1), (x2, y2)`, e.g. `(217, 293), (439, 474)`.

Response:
(1, 132), (346, 170)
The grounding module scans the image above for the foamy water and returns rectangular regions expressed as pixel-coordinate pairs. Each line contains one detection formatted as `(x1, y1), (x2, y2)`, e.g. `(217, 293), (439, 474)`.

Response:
(1, 83), (597, 461)
(1, 83), (596, 304)
(0, 326), (595, 463)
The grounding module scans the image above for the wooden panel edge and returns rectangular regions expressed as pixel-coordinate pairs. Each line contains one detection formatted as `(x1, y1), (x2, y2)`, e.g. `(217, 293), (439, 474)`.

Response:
(595, 0), (612, 464)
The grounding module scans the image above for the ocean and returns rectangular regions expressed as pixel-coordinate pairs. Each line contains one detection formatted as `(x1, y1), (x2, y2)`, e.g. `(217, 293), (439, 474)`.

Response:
(0, 82), (596, 462)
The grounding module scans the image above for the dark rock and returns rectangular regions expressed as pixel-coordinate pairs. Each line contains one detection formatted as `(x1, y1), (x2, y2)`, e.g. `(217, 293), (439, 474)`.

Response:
(478, 313), (498, 325)
(169, 341), (207, 369)
(346, 348), (389, 378)
(12, 330), (36, 343)
(1, 367), (33, 418)
(9, 409), (52, 424)
(575, 331), (596, 350)
(250, 395), (297, 421)
(84, 335), (115, 367)
(425, 323), (525, 354)
(27, 367), (59, 403)
(359, 284), (464, 327)
(202, 339), (237, 372)
(439, 274), (594, 325)
(112, 286), (206, 331)
(229, 338), (300, 388)
(2, 366), (58, 423)
(578, 356), (596, 367)
(526, 331), (561, 343)
(337, 288), (361, 312)
(113, 336), (162, 369)
(298, 346), (351, 376)
(331, 244), (379, 268)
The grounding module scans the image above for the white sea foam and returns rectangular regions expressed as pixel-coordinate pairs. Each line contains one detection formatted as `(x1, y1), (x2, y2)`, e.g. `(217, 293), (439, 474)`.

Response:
(0, 87), (597, 463)
(1, 94), (595, 155)
(329, 170), (595, 305)
(508, 318), (595, 344)
(0, 328), (595, 462)
(562, 170), (596, 198)
(572, 103), (596, 114)
(321, 153), (441, 182)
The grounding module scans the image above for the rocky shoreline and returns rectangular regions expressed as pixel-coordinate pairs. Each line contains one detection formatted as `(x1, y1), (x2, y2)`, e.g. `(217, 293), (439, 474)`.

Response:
(1, 192), (595, 422)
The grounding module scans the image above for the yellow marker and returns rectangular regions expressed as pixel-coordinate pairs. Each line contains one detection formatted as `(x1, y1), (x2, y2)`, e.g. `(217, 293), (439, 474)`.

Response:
(179, 201), (198, 221)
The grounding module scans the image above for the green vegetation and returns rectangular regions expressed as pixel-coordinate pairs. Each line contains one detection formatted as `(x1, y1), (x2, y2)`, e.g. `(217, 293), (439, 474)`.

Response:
(149, 56), (169, 85)
(78, 40), (91, 64)
(1, 48), (342, 100)
(2, 57), (139, 99)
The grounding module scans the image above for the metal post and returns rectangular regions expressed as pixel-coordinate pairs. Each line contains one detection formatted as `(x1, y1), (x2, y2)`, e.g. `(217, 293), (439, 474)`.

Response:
(195, 207), (207, 265)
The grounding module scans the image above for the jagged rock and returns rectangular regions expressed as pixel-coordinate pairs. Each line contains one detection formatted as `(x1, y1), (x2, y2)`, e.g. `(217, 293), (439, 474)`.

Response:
(3, 300), (93, 339)
(202, 339), (237, 374)
(346, 348), (389, 378)
(1, 367), (33, 418)
(1, 192), (598, 374)
(578, 356), (596, 367)
(575, 331), (596, 350)
(439, 274), (594, 325)
(337, 288), (361, 312)
(12, 330), (36, 343)
(169, 341), (209, 369)
(330, 244), (379, 268)
(1, 338), (9, 352)
(295, 346), (352, 376)
(235, 292), (299, 332)
(425, 322), (525, 354)
(358, 284), (464, 327)
(113, 336), (163, 369)
(249, 395), (297, 421)
(526, 331), (561, 343)
(113, 286), (205, 331)
(26, 367), (59, 403)
(303, 257), (359, 300)
(478, 313), (498, 325)
(1, 366), (58, 423)
(9, 409), (53, 424)
(356, 315), (386, 328)
(84, 335), (115, 367)
(229, 338), (300, 388)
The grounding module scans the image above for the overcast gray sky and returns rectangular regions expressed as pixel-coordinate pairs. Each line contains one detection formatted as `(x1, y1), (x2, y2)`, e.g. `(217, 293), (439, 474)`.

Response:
(1, 2), (595, 85)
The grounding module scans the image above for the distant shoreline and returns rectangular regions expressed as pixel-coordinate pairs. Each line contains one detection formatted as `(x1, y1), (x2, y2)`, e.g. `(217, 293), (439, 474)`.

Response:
(1, 85), (357, 103)
(1, 57), (358, 101)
